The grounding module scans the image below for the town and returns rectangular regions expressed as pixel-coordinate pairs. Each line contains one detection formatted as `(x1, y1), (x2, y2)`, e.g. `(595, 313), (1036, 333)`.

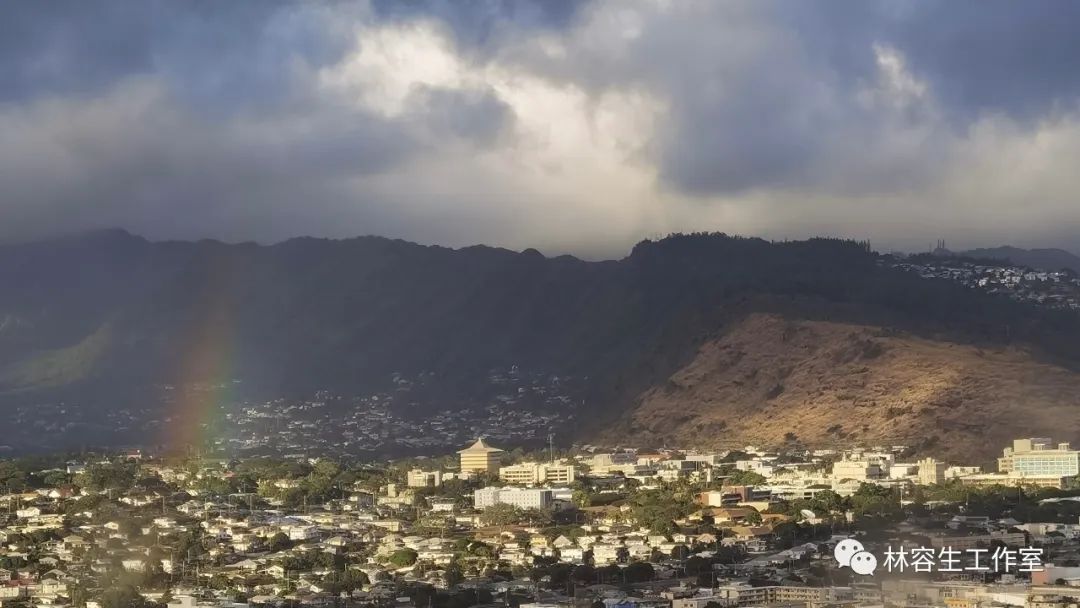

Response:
(1, 368), (584, 458)
(2, 436), (1080, 608)
(885, 255), (1080, 310)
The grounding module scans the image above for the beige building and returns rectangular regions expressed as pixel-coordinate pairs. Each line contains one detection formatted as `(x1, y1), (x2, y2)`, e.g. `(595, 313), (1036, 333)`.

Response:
(960, 472), (1072, 489)
(918, 457), (947, 485)
(832, 458), (885, 482)
(499, 462), (576, 485)
(406, 469), (443, 488)
(696, 584), (875, 608)
(458, 438), (503, 475)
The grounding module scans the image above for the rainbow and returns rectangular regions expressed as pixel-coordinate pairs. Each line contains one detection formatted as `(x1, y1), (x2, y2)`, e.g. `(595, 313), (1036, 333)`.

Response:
(166, 256), (241, 452)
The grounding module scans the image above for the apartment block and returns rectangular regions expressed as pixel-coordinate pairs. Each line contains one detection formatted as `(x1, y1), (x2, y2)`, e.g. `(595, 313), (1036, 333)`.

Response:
(999, 438), (1080, 478)
(499, 462), (576, 485)
(473, 487), (554, 510)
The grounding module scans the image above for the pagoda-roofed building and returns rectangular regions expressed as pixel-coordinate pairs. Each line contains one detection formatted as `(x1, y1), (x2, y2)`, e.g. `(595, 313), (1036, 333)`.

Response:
(458, 438), (504, 475)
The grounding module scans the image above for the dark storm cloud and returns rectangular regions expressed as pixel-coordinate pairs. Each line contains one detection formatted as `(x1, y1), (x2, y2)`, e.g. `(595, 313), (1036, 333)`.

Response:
(0, 1), (523, 244)
(2, 0), (1080, 254)
(772, 0), (1080, 122)
(888, 0), (1080, 122)
(0, 1), (351, 105)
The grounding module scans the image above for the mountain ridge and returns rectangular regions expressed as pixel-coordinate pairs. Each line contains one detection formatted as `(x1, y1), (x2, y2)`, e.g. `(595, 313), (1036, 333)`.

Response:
(3, 230), (1080, 457)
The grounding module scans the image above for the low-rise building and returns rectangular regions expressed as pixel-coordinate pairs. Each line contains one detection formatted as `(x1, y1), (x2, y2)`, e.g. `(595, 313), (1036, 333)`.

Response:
(499, 462), (576, 485)
(473, 487), (553, 510)
(999, 438), (1080, 478)
(406, 469), (443, 488)
(918, 457), (947, 485)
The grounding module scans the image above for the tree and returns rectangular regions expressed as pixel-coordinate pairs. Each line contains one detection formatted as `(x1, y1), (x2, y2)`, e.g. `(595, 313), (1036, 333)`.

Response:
(479, 503), (521, 526)
(685, 556), (709, 577)
(100, 586), (155, 608)
(0, 462), (28, 492)
(519, 507), (554, 527)
(465, 540), (495, 559)
(596, 565), (622, 584)
(42, 470), (71, 488)
(571, 564), (596, 585)
(572, 489), (592, 508)
(389, 548), (418, 568)
(724, 469), (767, 486)
(625, 562), (654, 583)
(268, 532), (292, 552)
(444, 561), (464, 588)
(78, 462), (138, 493)
(630, 487), (694, 534)
(321, 569), (369, 594)
(850, 483), (901, 522)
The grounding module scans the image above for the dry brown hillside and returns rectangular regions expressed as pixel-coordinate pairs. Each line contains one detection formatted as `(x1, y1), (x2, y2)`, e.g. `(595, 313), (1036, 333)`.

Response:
(601, 313), (1080, 463)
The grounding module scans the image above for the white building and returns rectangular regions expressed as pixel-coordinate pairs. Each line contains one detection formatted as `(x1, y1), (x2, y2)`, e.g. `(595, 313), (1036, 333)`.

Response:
(999, 438), (1080, 478)
(945, 466), (982, 479)
(473, 487), (553, 510)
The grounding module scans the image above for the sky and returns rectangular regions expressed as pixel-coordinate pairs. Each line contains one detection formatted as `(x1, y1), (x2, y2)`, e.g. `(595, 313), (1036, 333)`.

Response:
(3, 0), (1080, 258)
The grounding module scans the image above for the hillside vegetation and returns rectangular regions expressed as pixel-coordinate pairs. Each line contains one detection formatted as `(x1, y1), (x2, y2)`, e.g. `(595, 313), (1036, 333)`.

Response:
(602, 314), (1080, 462)
(2, 230), (1080, 455)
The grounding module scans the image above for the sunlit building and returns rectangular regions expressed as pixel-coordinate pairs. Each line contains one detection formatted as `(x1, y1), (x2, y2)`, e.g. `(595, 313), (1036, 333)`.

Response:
(458, 437), (504, 475)
(499, 462), (576, 485)
(999, 438), (1080, 478)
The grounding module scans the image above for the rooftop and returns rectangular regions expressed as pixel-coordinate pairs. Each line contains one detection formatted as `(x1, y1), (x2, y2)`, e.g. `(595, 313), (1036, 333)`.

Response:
(458, 437), (504, 454)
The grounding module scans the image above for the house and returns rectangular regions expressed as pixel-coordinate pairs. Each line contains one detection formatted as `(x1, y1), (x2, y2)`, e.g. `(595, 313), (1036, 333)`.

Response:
(38, 578), (68, 596)
(558, 546), (586, 563)
(552, 535), (575, 549)
(15, 506), (41, 519)
(122, 559), (146, 572)
(724, 526), (774, 553)
(287, 525), (319, 541)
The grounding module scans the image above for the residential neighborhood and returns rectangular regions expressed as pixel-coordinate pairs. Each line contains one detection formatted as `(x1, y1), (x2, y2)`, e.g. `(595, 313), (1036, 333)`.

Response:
(1, 436), (1079, 608)
(886, 255), (1080, 310)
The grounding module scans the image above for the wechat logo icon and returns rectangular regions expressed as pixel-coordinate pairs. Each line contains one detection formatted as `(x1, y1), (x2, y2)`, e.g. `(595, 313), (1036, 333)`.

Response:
(834, 538), (877, 576)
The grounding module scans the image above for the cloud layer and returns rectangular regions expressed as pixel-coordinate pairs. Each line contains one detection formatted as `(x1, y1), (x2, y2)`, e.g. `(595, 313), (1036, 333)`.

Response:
(3, 0), (1080, 257)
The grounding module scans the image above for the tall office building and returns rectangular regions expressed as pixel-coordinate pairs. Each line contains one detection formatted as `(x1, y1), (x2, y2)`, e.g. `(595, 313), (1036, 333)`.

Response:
(458, 438), (504, 475)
